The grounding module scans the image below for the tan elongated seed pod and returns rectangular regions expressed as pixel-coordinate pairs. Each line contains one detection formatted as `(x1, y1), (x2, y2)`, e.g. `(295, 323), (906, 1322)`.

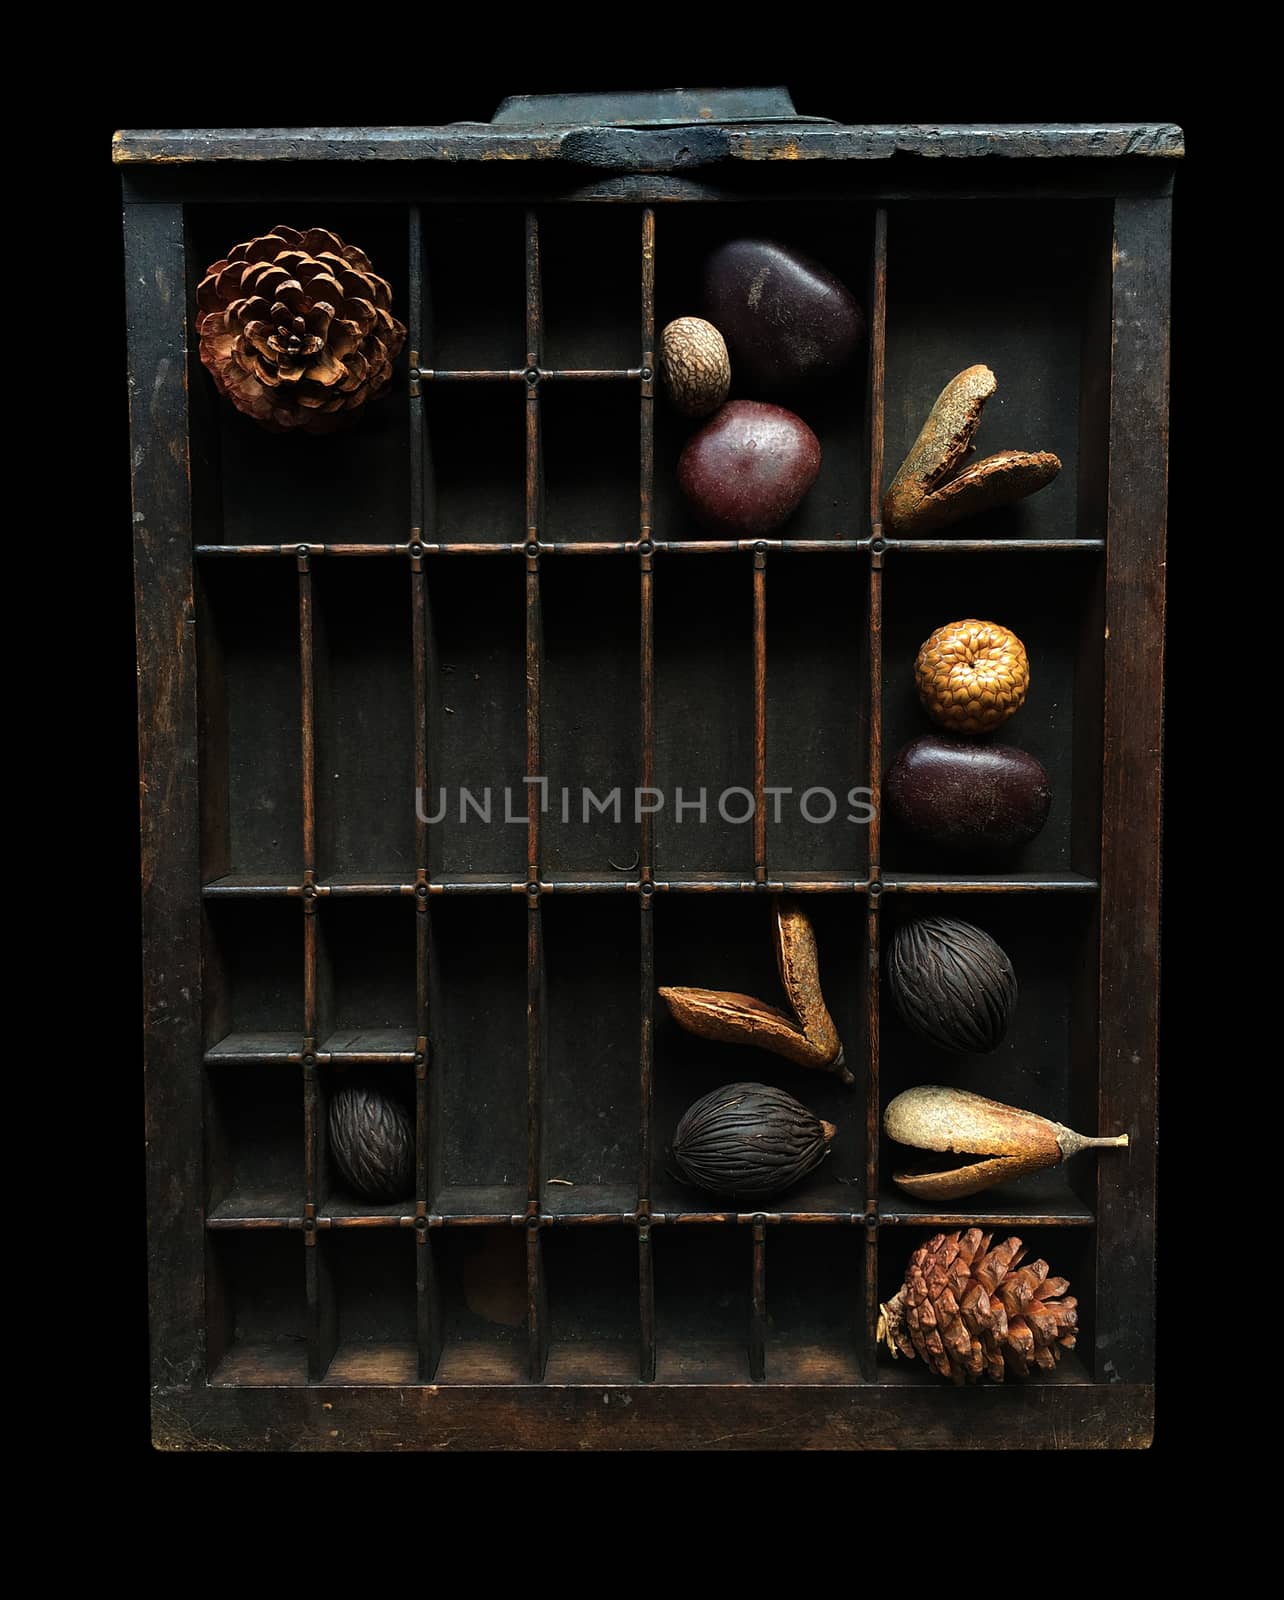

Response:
(884, 1085), (1128, 1200)
(883, 365), (1060, 535)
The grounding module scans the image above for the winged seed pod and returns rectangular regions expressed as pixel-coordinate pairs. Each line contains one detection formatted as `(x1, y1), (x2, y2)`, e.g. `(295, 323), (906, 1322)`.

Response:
(672, 1083), (837, 1198)
(659, 899), (852, 1083)
(886, 916), (1017, 1054)
(884, 1085), (1127, 1201)
(883, 365), (1061, 535)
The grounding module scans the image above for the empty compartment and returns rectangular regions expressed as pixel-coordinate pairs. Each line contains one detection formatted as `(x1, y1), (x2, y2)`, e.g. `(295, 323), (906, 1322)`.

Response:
(426, 386), (525, 544)
(766, 551), (871, 878)
(423, 206), (526, 371)
(544, 1229), (639, 1382)
(198, 560), (302, 884)
(206, 1063), (304, 1221)
(541, 206), (643, 371)
(314, 559), (415, 880)
(543, 560), (640, 875)
(766, 1227), (865, 1383)
(884, 201), (1112, 542)
(543, 899), (639, 1216)
(321, 1229), (418, 1384)
(880, 553), (1104, 879)
(208, 1231), (308, 1384)
(317, 899), (418, 1054)
(875, 1225), (1094, 1385)
(542, 385), (639, 543)
(424, 559), (527, 877)
(428, 898), (528, 1217)
(654, 1225), (751, 1381)
(203, 899), (303, 1055)
(320, 1062), (417, 1217)
(434, 1226), (528, 1383)
(653, 894), (867, 1215)
(653, 204), (871, 545)
(880, 894), (1099, 1222)
(188, 206), (410, 547)
(654, 555), (754, 878)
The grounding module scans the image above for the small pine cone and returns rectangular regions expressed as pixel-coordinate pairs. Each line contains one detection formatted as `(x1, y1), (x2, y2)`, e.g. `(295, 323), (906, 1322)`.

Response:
(878, 1229), (1077, 1383)
(196, 224), (407, 435)
(914, 619), (1030, 735)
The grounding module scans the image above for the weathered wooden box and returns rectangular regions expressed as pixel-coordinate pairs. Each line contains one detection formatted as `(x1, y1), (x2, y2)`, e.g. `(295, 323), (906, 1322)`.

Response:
(123, 103), (1174, 1450)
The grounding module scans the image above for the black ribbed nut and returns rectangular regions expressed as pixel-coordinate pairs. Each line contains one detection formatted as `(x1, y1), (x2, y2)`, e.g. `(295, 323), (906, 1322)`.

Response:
(525, 367), (540, 385)
(525, 1213), (541, 1230)
(414, 1215), (428, 1232)
(525, 541), (540, 558)
(870, 537), (886, 555)
(640, 367), (653, 382)
(637, 540), (654, 557)
(302, 1053), (317, 1068)
(409, 541), (425, 558)
(868, 881), (883, 899)
(640, 881), (655, 897)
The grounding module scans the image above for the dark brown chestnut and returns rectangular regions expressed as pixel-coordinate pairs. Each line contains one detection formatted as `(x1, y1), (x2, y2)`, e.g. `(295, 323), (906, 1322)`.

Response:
(701, 238), (864, 393)
(678, 400), (821, 535)
(884, 734), (1052, 857)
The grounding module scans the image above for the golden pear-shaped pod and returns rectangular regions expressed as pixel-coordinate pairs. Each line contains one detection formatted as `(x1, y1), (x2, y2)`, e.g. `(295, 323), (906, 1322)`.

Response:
(884, 1085), (1128, 1200)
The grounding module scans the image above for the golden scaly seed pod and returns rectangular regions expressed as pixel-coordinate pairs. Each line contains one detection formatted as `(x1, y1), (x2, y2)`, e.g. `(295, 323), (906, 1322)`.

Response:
(914, 618), (1030, 735)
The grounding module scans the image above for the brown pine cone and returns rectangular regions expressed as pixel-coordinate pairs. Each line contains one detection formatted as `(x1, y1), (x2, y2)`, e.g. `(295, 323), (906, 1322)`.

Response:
(914, 618), (1030, 734)
(878, 1228), (1077, 1383)
(196, 224), (406, 434)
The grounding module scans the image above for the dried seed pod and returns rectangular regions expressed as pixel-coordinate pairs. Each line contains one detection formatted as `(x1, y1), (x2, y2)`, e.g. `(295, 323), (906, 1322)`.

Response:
(884, 1085), (1128, 1201)
(887, 917), (1017, 1054)
(672, 1082), (837, 1197)
(883, 365), (1061, 535)
(328, 1081), (415, 1203)
(660, 316), (731, 417)
(878, 1228), (1078, 1382)
(915, 619), (1030, 735)
(659, 898), (851, 1082)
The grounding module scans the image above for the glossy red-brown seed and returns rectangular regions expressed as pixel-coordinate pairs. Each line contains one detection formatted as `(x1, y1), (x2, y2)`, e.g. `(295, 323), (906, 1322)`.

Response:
(678, 400), (821, 535)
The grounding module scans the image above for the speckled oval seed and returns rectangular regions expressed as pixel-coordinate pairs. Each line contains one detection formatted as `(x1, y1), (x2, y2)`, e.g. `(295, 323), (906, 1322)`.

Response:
(678, 400), (821, 535)
(660, 317), (731, 418)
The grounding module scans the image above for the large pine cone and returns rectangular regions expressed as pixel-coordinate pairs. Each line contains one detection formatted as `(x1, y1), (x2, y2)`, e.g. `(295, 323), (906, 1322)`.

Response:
(196, 224), (406, 434)
(878, 1228), (1077, 1382)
